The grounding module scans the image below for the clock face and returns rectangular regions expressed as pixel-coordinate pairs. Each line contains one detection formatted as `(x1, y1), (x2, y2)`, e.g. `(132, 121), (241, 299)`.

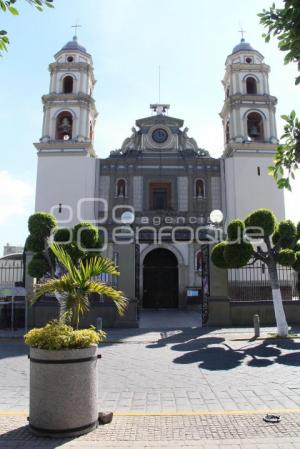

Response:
(152, 128), (168, 144)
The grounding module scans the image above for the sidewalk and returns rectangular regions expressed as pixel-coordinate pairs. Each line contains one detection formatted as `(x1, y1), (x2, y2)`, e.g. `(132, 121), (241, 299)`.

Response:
(2, 324), (300, 342)
(2, 321), (300, 447)
(1, 412), (300, 448)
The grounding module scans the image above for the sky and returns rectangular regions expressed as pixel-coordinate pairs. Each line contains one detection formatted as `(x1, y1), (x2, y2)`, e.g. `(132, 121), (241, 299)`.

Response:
(0, 0), (299, 254)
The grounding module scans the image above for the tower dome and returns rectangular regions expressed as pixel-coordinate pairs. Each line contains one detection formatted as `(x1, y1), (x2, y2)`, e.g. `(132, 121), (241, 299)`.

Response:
(61, 35), (87, 54)
(232, 38), (254, 54)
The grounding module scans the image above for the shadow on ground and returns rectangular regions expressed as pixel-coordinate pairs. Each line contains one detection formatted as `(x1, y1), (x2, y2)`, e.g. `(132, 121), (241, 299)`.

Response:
(147, 329), (300, 371)
(0, 424), (71, 448)
(0, 341), (28, 359)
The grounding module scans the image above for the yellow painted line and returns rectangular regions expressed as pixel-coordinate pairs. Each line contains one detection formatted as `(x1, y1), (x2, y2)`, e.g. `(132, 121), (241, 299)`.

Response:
(0, 411), (27, 416)
(2, 408), (300, 418)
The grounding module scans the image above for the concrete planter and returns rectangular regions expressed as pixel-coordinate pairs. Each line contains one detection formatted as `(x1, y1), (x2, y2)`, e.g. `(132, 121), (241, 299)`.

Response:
(28, 344), (100, 437)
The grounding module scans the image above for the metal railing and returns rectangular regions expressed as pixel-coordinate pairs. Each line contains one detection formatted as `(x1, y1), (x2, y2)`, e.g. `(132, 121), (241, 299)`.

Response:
(0, 260), (24, 286)
(228, 262), (299, 301)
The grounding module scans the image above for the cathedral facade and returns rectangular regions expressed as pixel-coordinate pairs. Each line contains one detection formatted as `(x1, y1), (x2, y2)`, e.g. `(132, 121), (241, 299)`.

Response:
(33, 36), (286, 326)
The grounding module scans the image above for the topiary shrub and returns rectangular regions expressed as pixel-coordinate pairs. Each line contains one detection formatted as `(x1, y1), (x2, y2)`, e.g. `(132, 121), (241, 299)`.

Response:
(295, 242), (300, 252)
(294, 252), (300, 272)
(211, 209), (299, 337)
(64, 243), (84, 263)
(28, 212), (57, 239)
(211, 242), (228, 269)
(272, 229), (280, 245)
(245, 208), (276, 237)
(278, 220), (297, 240)
(223, 242), (253, 268)
(28, 253), (50, 279)
(227, 220), (244, 241)
(24, 320), (106, 350)
(25, 235), (45, 252)
(53, 228), (72, 243)
(277, 249), (297, 266)
(297, 222), (300, 239)
(73, 222), (99, 250)
(273, 228), (295, 248)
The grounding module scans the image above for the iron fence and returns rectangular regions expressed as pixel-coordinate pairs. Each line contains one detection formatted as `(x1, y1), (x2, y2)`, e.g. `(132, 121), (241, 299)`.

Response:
(0, 260), (24, 286)
(228, 262), (299, 301)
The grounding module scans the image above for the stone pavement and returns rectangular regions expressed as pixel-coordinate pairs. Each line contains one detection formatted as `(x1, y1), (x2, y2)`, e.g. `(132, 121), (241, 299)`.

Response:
(1, 311), (300, 447)
(1, 413), (300, 448)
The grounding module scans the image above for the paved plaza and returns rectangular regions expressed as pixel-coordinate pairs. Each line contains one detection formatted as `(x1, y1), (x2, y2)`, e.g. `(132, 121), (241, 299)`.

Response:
(1, 310), (300, 447)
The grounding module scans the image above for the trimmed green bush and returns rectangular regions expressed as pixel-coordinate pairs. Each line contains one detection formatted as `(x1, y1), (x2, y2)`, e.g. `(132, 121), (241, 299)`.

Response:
(294, 242), (300, 252)
(278, 220), (297, 241)
(64, 242), (84, 263)
(294, 252), (300, 272)
(28, 212), (57, 239)
(227, 220), (244, 241)
(24, 320), (106, 350)
(276, 249), (296, 267)
(73, 222), (99, 249)
(53, 228), (72, 243)
(211, 242), (228, 269)
(224, 242), (253, 268)
(28, 253), (50, 279)
(245, 208), (276, 237)
(272, 230), (280, 245)
(296, 221), (300, 239)
(25, 235), (45, 252)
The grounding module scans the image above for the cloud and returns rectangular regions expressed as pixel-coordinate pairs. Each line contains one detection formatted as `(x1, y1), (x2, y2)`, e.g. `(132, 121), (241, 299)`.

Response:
(0, 171), (34, 225)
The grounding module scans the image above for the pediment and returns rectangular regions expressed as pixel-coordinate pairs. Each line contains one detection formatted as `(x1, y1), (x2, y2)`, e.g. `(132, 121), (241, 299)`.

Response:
(136, 115), (184, 130)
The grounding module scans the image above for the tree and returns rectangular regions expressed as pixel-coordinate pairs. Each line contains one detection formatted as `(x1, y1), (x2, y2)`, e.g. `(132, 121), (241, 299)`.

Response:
(211, 209), (300, 337)
(31, 244), (127, 329)
(0, 0), (54, 54)
(259, 1), (300, 189)
(25, 212), (103, 279)
(25, 212), (115, 324)
(268, 111), (300, 190)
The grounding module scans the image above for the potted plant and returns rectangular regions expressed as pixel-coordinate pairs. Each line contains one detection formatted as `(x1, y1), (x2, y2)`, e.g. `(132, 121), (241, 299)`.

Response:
(25, 243), (127, 437)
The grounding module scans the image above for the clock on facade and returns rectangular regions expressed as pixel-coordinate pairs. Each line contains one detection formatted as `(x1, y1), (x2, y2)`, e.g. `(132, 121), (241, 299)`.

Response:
(152, 128), (168, 144)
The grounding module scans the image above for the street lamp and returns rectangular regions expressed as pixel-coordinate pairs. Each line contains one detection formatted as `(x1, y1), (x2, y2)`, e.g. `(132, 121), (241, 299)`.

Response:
(209, 209), (223, 226)
(120, 211), (135, 225)
(120, 211), (139, 304)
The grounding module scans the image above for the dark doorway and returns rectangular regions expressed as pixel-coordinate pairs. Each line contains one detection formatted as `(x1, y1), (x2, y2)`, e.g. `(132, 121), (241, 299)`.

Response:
(143, 248), (178, 308)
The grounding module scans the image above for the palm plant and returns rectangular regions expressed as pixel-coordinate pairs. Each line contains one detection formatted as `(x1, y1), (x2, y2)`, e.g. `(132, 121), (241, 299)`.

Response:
(32, 244), (127, 329)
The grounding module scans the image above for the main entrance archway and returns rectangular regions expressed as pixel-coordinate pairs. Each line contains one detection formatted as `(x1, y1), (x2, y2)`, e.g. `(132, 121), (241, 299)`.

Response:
(143, 248), (178, 308)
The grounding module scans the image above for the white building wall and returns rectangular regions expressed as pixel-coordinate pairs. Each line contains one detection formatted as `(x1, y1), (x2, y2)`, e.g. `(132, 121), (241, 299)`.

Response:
(35, 154), (96, 227)
(224, 154), (285, 224)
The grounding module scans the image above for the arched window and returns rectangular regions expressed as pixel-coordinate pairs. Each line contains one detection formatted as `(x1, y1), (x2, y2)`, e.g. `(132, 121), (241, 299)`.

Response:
(225, 121), (230, 144)
(116, 179), (126, 197)
(195, 179), (205, 199)
(247, 112), (264, 142)
(89, 121), (93, 140)
(63, 76), (73, 94)
(56, 111), (73, 140)
(246, 77), (257, 94)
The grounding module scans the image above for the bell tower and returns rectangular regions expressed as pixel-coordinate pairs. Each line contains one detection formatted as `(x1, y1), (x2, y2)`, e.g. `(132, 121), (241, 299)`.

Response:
(34, 36), (98, 225)
(38, 35), (97, 153)
(220, 37), (285, 223)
